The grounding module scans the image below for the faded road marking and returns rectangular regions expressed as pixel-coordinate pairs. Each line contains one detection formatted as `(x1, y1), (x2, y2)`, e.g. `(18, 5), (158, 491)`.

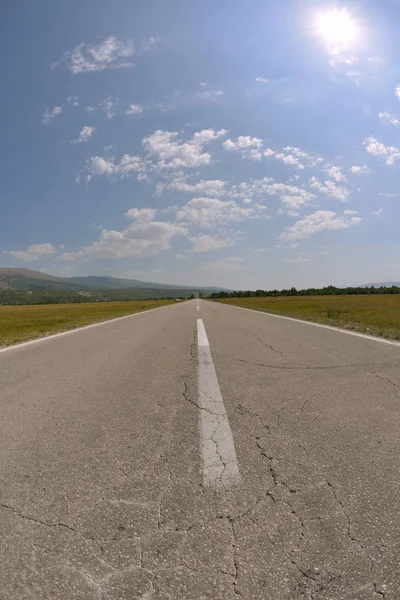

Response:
(197, 318), (241, 489)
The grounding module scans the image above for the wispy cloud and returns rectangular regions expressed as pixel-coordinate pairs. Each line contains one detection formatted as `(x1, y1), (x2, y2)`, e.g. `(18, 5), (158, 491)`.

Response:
(349, 165), (371, 175)
(158, 177), (227, 197)
(71, 126), (96, 144)
(187, 233), (237, 253)
(378, 111), (400, 126)
(254, 76), (269, 84)
(141, 36), (160, 53)
(6, 243), (56, 261)
(281, 210), (361, 240)
(125, 104), (143, 115)
(66, 96), (79, 107)
(372, 208), (384, 216)
(309, 176), (349, 201)
(196, 88), (224, 101)
(100, 97), (118, 118)
(42, 105), (63, 125)
(200, 256), (246, 272)
(56, 36), (135, 74)
(176, 197), (266, 228)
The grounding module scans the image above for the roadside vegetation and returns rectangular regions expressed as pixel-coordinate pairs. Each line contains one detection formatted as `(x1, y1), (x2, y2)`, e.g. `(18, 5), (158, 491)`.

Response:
(0, 288), (200, 306)
(211, 295), (400, 341)
(0, 299), (176, 347)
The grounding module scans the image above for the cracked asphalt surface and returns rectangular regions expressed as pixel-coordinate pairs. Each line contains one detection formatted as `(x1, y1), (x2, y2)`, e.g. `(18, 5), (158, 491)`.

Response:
(1, 299), (400, 599)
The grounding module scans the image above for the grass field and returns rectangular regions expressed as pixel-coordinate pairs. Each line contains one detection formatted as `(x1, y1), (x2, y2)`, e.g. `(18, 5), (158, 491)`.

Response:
(0, 299), (176, 347)
(213, 295), (400, 340)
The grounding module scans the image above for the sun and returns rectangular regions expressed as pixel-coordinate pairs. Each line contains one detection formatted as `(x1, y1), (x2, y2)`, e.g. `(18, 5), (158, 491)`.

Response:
(315, 8), (358, 49)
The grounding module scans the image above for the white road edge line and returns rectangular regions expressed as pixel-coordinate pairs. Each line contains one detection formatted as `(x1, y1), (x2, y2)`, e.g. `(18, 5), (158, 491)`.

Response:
(197, 318), (241, 489)
(211, 302), (400, 347)
(0, 304), (175, 355)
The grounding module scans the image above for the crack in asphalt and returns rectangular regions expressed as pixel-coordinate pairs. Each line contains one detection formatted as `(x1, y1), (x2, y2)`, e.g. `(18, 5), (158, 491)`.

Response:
(0, 503), (95, 542)
(373, 372), (400, 392)
(247, 331), (284, 356)
(246, 401), (389, 598)
(235, 358), (360, 371)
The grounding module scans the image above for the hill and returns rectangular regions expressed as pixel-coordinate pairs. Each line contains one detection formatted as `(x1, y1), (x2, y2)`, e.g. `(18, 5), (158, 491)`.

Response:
(0, 268), (226, 294)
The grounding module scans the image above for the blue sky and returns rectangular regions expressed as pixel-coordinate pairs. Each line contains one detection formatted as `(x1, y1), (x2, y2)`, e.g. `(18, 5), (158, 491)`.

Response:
(2, 0), (400, 288)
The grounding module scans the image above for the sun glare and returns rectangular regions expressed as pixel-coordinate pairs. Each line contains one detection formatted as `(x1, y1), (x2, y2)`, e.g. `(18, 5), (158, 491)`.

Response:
(316, 8), (358, 50)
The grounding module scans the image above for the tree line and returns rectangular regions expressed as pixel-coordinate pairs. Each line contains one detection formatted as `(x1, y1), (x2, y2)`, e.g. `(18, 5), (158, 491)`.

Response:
(209, 285), (400, 299)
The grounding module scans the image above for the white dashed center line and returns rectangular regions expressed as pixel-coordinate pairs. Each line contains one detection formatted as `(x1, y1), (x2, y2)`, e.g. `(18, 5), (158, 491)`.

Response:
(196, 318), (241, 489)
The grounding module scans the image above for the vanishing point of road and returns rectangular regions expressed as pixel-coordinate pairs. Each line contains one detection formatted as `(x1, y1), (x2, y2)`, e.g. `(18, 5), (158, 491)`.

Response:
(1, 299), (400, 599)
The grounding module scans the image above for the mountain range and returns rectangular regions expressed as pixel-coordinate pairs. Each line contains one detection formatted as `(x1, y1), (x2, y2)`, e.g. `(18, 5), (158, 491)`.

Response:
(0, 268), (225, 293)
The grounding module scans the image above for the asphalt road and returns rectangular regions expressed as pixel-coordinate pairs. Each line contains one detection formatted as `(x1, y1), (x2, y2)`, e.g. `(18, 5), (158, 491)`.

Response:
(1, 299), (400, 599)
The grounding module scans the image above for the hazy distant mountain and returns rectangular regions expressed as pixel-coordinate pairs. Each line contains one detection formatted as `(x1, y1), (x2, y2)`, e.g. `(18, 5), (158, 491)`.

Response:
(0, 268), (227, 292)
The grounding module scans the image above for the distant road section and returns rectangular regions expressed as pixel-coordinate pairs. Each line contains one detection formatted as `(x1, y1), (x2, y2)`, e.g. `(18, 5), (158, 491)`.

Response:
(1, 299), (400, 598)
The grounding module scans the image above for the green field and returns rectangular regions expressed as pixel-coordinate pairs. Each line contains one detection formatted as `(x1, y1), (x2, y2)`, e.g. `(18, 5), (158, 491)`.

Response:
(0, 299), (176, 347)
(212, 295), (400, 340)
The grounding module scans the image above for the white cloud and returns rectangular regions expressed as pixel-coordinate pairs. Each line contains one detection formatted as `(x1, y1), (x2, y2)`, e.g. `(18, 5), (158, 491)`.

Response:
(223, 136), (263, 160)
(60, 36), (134, 74)
(364, 136), (400, 165)
(187, 233), (236, 253)
(100, 97), (118, 118)
(309, 176), (349, 201)
(282, 255), (312, 264)
(372, 208), (384, 216)
(396, 84), (400, 99)
(79, 154), (149, 183)
(82, 210), (187, 259)
(280, 210), (361, 240)
(57, 252), (83, 262)
(141, 36), (160, 52)
(7, 243), (56, 262)
(274, 152), (304, 169)
(254, 77), (269, 84)
(67, 96), (79, 107)
(85, 106), (95, 113)
(176, 197), (265, 228)
(349, 165), (371, 175)
(159, 176), (227, 197)
(325, 165), (347, 182)
(125, 208), (156, 223)
(232, 179), (315, 206)
(126, 104), (143, 115)
(200, 256), (246, 272)
(379, 111), (400, 127)
(265, 145), (322, 169)
(42, 106), (63, 125)
(378, 192), (397, 198)
(343, 209), (358, 215)
(346, 71), (361, 86)
(196, 89), (224, 101)
(143, 128), (226, 169)
(71, 125), (96, 144)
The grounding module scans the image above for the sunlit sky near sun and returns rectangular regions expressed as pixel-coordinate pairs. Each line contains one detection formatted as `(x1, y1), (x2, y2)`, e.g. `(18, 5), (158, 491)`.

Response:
(1, 0), (400, 288)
